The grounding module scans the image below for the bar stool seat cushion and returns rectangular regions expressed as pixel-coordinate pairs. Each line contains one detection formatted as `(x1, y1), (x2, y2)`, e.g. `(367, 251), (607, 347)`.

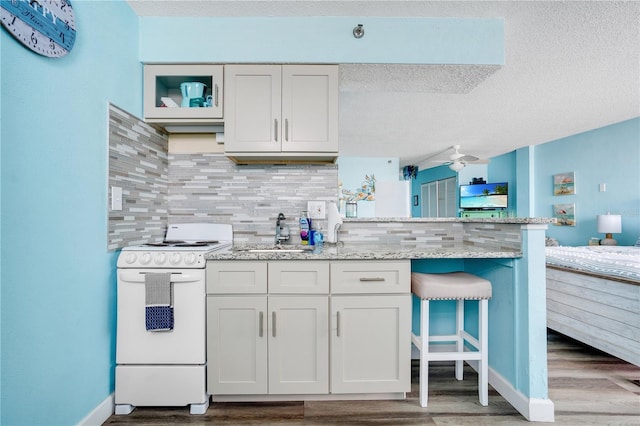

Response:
(411, 272), (492, 300)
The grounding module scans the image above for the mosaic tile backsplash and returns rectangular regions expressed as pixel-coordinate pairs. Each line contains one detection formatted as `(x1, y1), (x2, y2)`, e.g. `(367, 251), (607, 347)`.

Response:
(107, 106), (338, 248)
(108, 104), (168, 250)
(107, 106), (522, 251)
(168, 154), (338, 243)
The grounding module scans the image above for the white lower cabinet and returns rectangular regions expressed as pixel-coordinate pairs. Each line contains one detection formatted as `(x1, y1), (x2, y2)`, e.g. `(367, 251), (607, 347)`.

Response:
(330, 261), (412, 394)
(268, 296), (329, 394)
(330, 295), (411, 393)
(207, 261), (329, 396)
(207, 295), (268, 394)
(206, 295), (328, 395)
(206, 260), (410, 399)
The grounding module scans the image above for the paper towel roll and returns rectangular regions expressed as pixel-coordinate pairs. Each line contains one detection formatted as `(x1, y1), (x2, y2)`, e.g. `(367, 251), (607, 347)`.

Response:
(327, 201), (343, 243)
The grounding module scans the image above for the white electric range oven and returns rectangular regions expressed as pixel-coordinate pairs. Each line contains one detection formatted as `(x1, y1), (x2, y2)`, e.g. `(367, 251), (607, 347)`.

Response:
(115, 223), (231, 415)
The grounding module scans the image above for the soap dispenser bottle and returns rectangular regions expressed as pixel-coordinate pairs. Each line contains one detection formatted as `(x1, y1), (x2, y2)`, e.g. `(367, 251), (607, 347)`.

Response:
(299, 211), (311, 245)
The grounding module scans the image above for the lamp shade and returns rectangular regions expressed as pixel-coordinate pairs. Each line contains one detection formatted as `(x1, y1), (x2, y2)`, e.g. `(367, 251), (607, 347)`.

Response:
(597, 214), (622, 234)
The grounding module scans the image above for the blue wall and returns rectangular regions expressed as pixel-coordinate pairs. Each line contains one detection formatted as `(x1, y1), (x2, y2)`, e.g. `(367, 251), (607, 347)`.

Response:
(0, 2), (140, 424)
(412, 119), (639, 248)
(139, 17), (504, 65)
(486, 150), (518, 215)
(534, 119), (639, 246)
(0, 6), (636, 423)
(410, 164), (457, 217)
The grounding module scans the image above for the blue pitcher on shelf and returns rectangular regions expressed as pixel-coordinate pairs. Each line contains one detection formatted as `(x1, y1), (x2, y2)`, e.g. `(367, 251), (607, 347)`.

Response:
(180, 82), (207, 108)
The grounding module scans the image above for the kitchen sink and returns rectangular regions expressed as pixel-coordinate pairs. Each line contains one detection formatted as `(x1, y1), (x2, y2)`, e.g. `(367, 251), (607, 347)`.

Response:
(234, 245), (315, 253)
(248, 248), (309, 253)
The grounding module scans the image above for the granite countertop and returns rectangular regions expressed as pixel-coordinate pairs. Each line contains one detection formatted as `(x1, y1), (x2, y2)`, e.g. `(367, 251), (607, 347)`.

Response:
(343, 217), (555, 224)
(204, 217), (551, 261)
(206, 243), (522, 261)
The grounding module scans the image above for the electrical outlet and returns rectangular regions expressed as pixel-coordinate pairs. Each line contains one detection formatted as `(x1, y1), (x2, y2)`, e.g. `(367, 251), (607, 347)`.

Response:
(307, 201), (326, 219)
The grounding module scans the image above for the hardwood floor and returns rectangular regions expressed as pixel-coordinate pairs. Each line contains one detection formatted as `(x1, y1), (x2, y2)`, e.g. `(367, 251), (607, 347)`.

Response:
(104, 330), (640, 425)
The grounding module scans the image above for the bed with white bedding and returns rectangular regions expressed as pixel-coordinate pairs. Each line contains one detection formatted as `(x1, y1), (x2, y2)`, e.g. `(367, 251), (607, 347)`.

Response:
(545, 245), (639, 366)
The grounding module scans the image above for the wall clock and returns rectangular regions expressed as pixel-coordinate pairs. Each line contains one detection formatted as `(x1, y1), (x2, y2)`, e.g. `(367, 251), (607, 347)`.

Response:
(1, 0), (76, 58)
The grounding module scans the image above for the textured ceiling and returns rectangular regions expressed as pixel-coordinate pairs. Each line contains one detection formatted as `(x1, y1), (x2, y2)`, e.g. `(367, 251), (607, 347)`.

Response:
(127, 1), (640, 168)
(339, 65), (502, 94)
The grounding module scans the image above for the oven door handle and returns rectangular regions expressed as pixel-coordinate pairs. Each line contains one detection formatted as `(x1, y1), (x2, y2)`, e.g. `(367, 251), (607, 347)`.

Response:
(118, 270), (203, 284)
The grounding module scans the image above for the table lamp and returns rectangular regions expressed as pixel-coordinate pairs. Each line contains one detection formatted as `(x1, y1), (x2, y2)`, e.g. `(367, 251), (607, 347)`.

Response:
(597, 214), (622, 245)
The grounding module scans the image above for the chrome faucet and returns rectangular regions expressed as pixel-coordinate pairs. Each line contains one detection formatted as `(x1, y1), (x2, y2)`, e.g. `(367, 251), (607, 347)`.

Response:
(275, 213), (290, 245)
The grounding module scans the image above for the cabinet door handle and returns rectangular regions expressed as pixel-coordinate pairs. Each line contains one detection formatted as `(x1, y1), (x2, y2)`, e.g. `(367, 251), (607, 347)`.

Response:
(259, 311), (264, 337)
(274, 119), (278, 142)
(359, 277), (385, 282)
(214, 84), (219, 107)
(336, 311), (340, 337)
(272, 311), (277, 337)
(285, 118), (289, 141)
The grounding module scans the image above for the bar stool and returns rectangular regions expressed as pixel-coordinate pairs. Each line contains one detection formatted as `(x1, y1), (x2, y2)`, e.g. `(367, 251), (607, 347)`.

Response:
(411, 271), (492, 408)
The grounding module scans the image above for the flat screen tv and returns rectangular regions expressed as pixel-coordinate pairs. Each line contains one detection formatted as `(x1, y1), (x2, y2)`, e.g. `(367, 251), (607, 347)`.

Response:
(459, 182), (508, 210)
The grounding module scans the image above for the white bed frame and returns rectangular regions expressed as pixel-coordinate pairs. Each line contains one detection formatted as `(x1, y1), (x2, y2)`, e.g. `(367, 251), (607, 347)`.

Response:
(546, 266), (640, 366)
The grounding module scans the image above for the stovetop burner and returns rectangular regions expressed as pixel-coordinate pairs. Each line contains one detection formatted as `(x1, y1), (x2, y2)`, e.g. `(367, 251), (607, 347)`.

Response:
(117, 223), (233, 268)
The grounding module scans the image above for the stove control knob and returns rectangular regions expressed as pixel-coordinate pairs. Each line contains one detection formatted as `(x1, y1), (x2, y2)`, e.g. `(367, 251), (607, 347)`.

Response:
(155, 253), (167, 265)
(124, 253), (137, 264)
(184, 253), (197, 265)
(170, 253), (182, 265)
(140, 253), (152, 265)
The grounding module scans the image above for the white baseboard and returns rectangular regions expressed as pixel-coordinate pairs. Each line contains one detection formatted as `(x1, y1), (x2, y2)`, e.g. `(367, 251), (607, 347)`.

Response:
(78, 393), (114, 426)
(77, 366), (556, 424)
(488, 367), (555, 422)
(412, 343), (555, 422)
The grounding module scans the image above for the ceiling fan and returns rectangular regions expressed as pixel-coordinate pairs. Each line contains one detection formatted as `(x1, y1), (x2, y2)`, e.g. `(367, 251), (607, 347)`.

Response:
(432, 145), (487, 172)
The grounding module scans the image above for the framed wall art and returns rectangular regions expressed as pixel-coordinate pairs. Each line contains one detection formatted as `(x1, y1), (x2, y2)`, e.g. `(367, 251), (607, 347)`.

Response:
(553, 172), (575, 195)
(553, 203), (576, 226)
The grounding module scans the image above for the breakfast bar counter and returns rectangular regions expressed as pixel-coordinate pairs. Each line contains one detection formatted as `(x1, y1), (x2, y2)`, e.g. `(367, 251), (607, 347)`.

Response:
(205, 217), (555, 422)
(207, 243), (521, 260)
(206, 217), (552, 261)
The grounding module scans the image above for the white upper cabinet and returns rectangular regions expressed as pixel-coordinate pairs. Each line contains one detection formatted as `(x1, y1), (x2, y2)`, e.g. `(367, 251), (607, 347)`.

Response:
(224, 65), (281, 152)
(143, 64), (224, 126)
(224, 64), (339, 163)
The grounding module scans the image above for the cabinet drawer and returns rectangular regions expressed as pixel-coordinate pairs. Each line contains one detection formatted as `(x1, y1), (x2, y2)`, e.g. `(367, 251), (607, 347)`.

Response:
(268, 261), (330, 294)
(330, 261), (410, 294)
(207, 262), (267, 294)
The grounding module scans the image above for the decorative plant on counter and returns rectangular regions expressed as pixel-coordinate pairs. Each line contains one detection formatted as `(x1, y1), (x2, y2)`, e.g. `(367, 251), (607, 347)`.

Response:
(342, 174), (376, 202)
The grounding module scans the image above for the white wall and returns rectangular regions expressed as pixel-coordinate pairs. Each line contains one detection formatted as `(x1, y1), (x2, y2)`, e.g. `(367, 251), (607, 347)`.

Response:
(337, 157), (400, 217)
